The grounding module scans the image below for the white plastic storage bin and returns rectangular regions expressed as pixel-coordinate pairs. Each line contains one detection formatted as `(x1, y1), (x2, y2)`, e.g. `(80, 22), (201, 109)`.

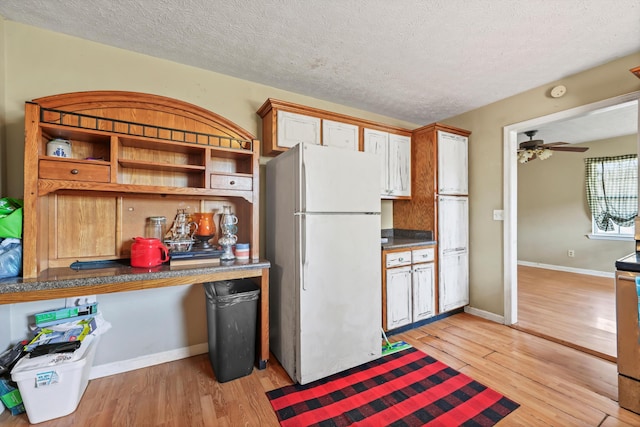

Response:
(11, 334), (99, 424)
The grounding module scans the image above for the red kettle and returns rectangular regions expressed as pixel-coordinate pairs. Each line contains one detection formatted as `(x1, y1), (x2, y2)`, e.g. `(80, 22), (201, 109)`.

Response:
(131, 237), (169, 267)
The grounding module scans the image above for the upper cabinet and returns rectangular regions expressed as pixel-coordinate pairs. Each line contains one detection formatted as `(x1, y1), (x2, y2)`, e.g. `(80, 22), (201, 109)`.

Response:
(437, 131), (468, 195)
(322, 119), (358, 151)
(393, 123), (471, 232)
(257, 99), (412, 199)
(364, 129), (411, 199)
(277, 111), (321, 149)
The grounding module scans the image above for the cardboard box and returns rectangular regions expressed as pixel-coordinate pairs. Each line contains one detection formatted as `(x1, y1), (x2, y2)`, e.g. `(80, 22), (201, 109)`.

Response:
(11, 335), (99, 424)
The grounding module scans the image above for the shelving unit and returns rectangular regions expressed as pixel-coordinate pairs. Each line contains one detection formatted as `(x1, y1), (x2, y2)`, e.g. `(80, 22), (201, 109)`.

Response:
(23, 91), (261, 278)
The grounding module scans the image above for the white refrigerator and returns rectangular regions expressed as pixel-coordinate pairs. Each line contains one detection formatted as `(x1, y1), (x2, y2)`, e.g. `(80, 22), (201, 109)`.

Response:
(266, 142), (382, 385)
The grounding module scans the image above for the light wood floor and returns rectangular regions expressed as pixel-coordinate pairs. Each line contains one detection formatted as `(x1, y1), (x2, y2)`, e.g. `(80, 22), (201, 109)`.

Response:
(1, 313), (638, 426)
(515, 265), (617, 362)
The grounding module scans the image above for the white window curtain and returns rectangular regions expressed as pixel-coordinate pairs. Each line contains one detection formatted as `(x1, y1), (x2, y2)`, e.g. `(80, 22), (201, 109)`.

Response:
(585, 154), (638, 232)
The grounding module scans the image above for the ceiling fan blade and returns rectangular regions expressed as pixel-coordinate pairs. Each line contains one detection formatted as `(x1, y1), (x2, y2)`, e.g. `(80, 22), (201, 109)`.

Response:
(541, 141), (569, 147)
(548, 146), (589, 152)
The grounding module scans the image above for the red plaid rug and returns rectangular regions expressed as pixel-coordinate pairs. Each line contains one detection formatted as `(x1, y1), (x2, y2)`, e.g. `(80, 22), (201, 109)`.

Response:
(266, 347), (519, 426)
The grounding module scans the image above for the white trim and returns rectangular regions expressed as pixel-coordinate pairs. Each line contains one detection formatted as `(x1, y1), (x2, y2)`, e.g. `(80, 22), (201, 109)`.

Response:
(89, 342), (209, 379)
(503, 90), (640, 326)
(517, 260), (615, 279)
(586, 233), (633, 241)
(464, 306), (505, 324)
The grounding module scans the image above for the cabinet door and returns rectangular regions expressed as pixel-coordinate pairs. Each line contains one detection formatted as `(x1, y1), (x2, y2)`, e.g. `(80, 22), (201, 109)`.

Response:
(277, 111), (321, 148)
(322, 120), (358, 150)
(388, 134), (411, 197)
(438, 196), (468, 254)
(438, 195), (469, 312)
(386, 266), (412, 329)
(437, 131), (468, 195)
(363, 128), (389, 196)
(413, 263), (435, 321)
(439, 252), (469, 312)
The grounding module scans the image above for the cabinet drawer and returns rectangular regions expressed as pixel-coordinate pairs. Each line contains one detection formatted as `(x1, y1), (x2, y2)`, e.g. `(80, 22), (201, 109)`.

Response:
(386, 251), (411, 268)
(39, 160), (110, 182)
(412, 247), (435, 263)
(210, 174), (252, 191)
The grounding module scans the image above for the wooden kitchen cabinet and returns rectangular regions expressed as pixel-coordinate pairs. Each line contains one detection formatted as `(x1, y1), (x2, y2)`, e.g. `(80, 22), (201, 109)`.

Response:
(385, 264), (412, 329)
(276, 111), (321, 149)
(363, 129), (411, 199)
(322, 119), (359, 150)
(393, 123), (471, 314)
(438, 195), (469, 312)
(22, 91), (261, 278)
(382, 245), (436, 331)
(437, 131), (468, 195)
(257, 99), (412, 200)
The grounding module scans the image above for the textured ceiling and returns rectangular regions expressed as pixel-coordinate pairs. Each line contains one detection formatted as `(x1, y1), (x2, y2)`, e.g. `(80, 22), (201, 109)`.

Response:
(0, 0), (639, 126)
(517, 100), (638, 145)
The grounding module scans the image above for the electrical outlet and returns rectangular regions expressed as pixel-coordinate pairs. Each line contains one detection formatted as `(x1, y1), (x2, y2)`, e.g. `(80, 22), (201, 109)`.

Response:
(493, 210), (504, 221)
(567, 250), (575, 257)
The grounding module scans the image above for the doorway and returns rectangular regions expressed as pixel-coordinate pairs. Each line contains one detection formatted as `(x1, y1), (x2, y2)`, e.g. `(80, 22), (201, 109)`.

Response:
(502, 91), (640, 357)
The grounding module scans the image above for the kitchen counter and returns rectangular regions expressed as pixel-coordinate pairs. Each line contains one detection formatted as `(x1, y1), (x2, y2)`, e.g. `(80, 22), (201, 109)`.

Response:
(615, 253), (640, 272)
(381, 229), (436, 250)
(0, 259), (270, 297)
(0, 259), (272, 369)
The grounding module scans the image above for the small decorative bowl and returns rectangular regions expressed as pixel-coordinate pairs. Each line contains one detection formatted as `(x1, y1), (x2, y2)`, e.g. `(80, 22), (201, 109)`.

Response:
(164, 239), (195, 252)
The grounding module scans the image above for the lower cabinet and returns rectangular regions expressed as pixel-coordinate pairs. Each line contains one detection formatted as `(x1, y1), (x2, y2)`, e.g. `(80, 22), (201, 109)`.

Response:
(439, 251), (469, 312)
(383, 246), (436, 331)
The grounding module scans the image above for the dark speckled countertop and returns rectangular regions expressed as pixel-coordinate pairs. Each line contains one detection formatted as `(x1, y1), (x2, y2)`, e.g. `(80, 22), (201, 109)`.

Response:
(616, 253), (640, 273)
(381, 229), (436, 250)
(0, 259), (271, 299)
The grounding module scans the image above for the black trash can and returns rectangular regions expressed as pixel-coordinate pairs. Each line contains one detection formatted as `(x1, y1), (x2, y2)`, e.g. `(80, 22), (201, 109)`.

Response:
(203, 279), (260, 383)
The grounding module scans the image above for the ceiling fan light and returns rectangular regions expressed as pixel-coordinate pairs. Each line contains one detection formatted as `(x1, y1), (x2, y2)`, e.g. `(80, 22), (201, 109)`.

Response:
(517, 148), (553, 163)
(537, 148), (553, 160)
(518, 150), (534, 163)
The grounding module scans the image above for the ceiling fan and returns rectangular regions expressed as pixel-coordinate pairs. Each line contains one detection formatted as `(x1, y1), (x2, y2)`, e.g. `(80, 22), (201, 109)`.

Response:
(518, 130), (588, 163)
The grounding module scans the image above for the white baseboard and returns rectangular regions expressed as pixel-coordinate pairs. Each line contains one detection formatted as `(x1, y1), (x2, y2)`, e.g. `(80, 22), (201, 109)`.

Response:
(464, 306), (505, 324)
(517, 260), (614, 278)
(89, 342), (209, 379)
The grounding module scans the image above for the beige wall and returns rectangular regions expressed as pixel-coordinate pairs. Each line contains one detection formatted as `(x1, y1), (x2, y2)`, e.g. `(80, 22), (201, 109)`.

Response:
(518, 134), (636, 272)
(444, 52), (640, 316)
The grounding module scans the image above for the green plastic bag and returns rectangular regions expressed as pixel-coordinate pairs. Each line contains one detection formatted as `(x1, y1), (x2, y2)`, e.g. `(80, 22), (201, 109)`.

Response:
(0, 198), (23, 239)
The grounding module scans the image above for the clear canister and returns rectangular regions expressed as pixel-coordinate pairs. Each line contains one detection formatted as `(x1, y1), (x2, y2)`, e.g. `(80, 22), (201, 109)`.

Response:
(145, 216), (167, 241)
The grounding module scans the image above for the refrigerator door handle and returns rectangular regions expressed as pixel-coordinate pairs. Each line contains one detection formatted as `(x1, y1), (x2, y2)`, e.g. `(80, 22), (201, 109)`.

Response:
(300, 214), (308, 290)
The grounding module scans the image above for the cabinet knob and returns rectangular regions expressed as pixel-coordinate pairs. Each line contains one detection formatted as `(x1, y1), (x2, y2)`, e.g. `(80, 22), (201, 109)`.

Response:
(70, 169), (79, 175)
(229, 180), (235, 185)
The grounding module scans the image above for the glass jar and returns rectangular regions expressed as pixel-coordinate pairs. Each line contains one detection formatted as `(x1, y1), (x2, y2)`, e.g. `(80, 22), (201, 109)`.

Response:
(145, 216), (167, 241)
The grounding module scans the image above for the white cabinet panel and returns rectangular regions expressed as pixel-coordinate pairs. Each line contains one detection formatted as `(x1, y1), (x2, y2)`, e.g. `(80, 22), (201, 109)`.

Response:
(386, 266), (412, 329)
(388, 134), (411, 197)
(385, 250), (411, 268)
(363, 129), (389, 195)
(277, 111), (321, 148)
(412, 247), (435, 263)
(437, 131), (468, 195)
(439, 252), (469, 312)
(438, 195), (468, 254)
(364, 129), (411, 198)
(438, 195), (469, 312)
(322, 120), (359, 151)
(413, 263), (436, 321)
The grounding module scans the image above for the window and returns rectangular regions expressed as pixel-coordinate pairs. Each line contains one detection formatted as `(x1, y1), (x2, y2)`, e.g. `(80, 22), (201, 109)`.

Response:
(585, 154), (637, 239)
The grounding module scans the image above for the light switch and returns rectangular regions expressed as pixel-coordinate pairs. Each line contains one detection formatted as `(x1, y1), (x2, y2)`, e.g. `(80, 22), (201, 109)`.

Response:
(493, 210), (504, 221)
